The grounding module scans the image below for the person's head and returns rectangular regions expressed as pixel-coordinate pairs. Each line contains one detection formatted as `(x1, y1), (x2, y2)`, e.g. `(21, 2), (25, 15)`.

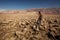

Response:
(38, 11), (41, 16)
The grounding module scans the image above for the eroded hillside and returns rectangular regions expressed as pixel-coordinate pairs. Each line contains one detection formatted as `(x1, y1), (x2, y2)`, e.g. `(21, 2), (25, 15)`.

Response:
(0, 8), (60, 40)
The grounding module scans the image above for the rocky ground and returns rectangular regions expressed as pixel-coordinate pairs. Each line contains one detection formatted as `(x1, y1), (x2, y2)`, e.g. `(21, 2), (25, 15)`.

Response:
(0, 8), (60, 40)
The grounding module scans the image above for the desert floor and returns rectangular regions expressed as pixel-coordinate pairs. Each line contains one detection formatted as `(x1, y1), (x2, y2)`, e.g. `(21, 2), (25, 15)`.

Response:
(0, 12), (60, 40)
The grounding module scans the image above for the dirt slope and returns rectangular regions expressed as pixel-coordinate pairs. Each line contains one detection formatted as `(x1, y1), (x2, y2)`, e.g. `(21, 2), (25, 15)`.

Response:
(0, 8), (60, 40)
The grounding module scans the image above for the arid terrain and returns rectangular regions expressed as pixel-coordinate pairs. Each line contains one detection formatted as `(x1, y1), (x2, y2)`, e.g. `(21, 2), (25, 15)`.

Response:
(0, 8), (60, 40)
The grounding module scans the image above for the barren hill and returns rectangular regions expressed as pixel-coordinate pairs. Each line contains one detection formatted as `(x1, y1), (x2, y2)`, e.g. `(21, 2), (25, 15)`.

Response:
(0, 8), (60, 40)
(0, 8), (60, 14)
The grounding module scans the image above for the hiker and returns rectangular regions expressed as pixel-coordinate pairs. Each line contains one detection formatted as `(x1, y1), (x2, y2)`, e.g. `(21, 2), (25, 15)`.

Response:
(37, 11), (42, 26)
(32, 11), (42, 31)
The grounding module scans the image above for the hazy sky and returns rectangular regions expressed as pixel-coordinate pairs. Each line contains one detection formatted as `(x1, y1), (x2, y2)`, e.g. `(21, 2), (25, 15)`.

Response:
(0, 0), (60, 10)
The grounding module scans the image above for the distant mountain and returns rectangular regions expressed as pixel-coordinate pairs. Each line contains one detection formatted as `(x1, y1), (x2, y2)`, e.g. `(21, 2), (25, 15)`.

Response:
(26, 8), (60, 14)
(0, 8), (60, 14)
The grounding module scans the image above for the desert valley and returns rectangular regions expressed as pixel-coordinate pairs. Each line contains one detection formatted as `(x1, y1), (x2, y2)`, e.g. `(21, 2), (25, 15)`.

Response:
(0, 8), (60, 40)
